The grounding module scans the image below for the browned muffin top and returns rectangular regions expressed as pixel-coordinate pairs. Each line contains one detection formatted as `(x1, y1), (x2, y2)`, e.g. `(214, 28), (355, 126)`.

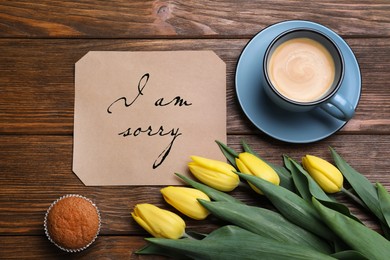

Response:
(46, 196), (100, 250)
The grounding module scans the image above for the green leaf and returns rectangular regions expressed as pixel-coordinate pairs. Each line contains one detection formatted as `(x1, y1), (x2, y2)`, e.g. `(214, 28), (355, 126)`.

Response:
(136, 242), (191, 259)
(273, 164), (296, 192)
(146, 225), (336, 260)
(175, 173), (243, 204)
(288, 158), (362, 224)
(289, 157), (333, 202)
(331, 250), (369, 260)
(377, 183), (390, 238)
(215, 140), (238, 167)
(313, 198), (390, 260)
(218, 139), (295, 192)
(199, 200), (332, 254)
(330, 147), (384, 222)
(319, 199), (363, 224)
(241, 140), (295, 192)
(185, 230), (207, 240)
(377, 183), (390, 228)
(289, 161), (312, 201)
(380, 221), (390, 240)
(241, 139), (257, 155)
(234, 171), (336, 241)
(283, 154), (294, 171)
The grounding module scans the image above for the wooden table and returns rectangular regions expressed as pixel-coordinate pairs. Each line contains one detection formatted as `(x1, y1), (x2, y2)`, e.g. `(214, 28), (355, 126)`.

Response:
(0, 1), (389, 258)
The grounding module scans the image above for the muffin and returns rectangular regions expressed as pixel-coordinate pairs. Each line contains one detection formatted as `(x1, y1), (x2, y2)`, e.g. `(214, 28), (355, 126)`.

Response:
(44, 194), (101, 252)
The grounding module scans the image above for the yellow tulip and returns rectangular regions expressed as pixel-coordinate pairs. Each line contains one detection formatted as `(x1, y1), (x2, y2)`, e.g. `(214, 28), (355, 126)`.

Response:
(161, 186), (210, 220)
(131, 203), (185, 239)
(188, 156), (239, 192)
(235, 152), (280, 194)
(302, 155), (343, 193)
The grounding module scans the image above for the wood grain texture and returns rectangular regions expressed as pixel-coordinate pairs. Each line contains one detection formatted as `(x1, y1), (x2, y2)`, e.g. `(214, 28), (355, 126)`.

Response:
(0, 0), (389, 38)
(1, 0), (389, 258)
(0, 135), (388, 235)
(0, 38), (389, 135)
(0, 235), (165, 259)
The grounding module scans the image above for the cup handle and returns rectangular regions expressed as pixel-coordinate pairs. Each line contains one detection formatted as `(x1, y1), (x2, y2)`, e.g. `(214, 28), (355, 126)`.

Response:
(319, 93), (355, 121)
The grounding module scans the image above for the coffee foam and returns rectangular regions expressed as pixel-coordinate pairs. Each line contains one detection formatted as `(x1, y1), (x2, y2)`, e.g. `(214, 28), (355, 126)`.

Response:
(268, 38), (335, 102)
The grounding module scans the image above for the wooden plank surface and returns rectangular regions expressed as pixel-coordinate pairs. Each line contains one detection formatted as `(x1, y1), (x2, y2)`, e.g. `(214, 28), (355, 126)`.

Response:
(0, 236), (165, 259)
(0, 0), (389, 38)
(1, 0), (389, 258)
(0, 38), (389, 135)
(1, 135), (388, 235)
(1, 133), (389, 255)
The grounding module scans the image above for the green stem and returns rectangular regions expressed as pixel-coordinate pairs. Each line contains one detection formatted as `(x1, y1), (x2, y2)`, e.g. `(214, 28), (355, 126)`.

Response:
(341, 187), (369, 210)
(182, 232), (196, 239)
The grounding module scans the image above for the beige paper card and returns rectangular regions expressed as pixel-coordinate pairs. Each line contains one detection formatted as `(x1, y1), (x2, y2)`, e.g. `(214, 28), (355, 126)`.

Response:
(73, 51), (226, 185)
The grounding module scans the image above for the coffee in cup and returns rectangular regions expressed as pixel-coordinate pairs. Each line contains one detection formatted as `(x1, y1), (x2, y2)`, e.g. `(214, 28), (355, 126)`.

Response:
(263, 28), (354, 121)
(268, 37), (335, 102)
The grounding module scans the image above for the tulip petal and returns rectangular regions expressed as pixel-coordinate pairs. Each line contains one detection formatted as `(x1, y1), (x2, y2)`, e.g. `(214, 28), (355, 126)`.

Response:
(241, 140), (295, 191)
(190, 156), (236, 174)
(303, 155), (343, 193)
(305, 167), (341, 193)
(238, 152), (280, 185)
(289, 157), (362, 223)
(235, 158), (251, 174)
(175, 173), (243, 204)
(150, 210), (185, 239)
(289, 157), (332, 201)
(188, 162), (239, 192)
(132, 204), (185, 239)
(236, 158), (263, 194)
(161, 187), (210, 220)
(132, 211), (158, 238)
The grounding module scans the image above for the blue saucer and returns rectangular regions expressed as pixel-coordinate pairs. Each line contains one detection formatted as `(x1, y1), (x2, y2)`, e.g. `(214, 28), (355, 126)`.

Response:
(235, 20), (361, 143)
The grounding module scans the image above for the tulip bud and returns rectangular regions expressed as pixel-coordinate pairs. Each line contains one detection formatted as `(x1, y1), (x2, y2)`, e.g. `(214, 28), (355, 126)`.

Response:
(302, 155), (343, 193)
(131, 203), (185, 239)
(188, 156), (239, 192)
(235, 152), (280, 194)
(161, 186), (210, 220)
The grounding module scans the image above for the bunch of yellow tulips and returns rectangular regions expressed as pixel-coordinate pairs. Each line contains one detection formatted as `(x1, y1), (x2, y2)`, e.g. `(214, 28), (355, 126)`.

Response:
(131, 151), (282, 239)
(131, 140), (390, 260)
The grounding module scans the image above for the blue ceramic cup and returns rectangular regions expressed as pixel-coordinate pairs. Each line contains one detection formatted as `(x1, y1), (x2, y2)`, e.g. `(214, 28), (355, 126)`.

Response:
(263, 28), (354, 121)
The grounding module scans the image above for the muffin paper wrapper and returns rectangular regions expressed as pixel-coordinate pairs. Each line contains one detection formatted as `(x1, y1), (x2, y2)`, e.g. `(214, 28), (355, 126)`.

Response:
(44, 194), (101, 253)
